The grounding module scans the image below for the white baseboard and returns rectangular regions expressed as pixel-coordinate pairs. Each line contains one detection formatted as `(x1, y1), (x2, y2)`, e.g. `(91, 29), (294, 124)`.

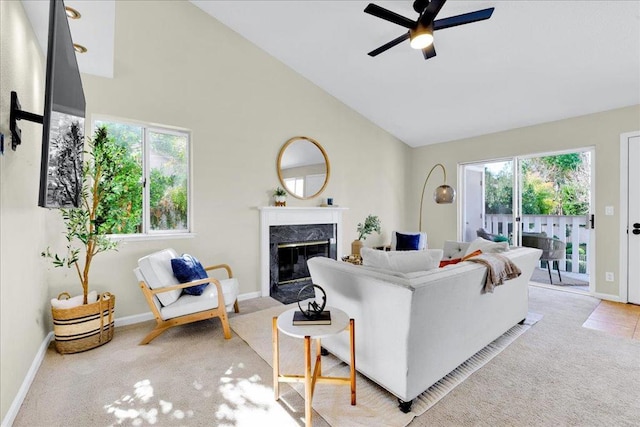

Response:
(114, 311), (154, 327)
(238, 291), (261, 301)
(591, 292), (623, 303)
(1, 332), (54, 427)
(2, 291), (262, 426)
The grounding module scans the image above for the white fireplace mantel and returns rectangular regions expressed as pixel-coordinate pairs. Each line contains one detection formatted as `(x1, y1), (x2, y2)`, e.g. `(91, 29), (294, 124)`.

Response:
(258, 206), (348, 297)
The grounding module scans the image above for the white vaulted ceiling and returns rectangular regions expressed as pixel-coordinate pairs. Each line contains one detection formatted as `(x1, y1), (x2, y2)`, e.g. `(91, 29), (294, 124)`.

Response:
(22, 1), (640, 147)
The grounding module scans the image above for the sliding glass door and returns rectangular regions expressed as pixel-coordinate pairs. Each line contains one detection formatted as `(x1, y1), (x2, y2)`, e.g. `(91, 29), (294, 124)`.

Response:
(460, 149), (594, 293)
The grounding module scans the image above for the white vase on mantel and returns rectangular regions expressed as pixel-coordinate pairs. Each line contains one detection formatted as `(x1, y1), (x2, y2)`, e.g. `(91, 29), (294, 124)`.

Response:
(274, 195), (286, 207)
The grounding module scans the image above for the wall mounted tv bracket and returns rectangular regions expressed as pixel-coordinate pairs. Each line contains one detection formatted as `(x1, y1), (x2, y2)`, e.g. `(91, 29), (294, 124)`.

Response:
(10, 91), (44, 151)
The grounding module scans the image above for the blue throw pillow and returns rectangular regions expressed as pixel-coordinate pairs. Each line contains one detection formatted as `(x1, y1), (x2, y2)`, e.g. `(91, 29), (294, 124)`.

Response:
(395, 232), (421, 251)
(171, 254), (209, 296)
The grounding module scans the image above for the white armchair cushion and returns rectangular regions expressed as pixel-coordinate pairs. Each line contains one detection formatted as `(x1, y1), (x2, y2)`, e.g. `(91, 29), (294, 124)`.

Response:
(138, 248), (182, 306)
(160, 278), (239, 320)
(390, 231), (427, 250)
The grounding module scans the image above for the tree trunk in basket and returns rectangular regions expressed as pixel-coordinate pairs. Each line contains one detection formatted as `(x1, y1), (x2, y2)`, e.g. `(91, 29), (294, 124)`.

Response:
(351, 239), (364, 256)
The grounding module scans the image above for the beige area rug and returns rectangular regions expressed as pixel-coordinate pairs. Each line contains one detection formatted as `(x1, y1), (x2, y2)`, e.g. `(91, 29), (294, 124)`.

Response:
(229, 305), (541, 427)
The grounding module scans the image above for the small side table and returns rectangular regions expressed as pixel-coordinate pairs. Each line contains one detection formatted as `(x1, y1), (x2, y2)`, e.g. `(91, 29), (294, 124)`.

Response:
(272, 307), (355, 426)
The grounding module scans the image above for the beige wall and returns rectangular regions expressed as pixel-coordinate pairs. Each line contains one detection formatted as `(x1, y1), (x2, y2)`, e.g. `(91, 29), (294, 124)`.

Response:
(43, 0), (409, 319)
(411, 105), (640, 297)
(0, 0), (50, 420)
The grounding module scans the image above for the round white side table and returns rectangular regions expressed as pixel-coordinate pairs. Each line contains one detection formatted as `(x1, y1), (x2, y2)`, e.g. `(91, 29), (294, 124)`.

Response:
(272, 306), (356, 426)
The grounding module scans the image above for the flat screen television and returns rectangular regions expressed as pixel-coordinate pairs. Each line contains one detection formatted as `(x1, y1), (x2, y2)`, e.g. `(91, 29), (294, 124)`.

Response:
(38, 0), (86, 208)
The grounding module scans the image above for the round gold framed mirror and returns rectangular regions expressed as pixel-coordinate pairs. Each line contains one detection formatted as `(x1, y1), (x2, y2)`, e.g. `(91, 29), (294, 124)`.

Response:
(277, 136), (330, 200)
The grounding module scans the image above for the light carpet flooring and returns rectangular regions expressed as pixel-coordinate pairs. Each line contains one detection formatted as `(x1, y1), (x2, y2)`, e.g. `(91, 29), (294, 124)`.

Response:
(230, 304), (540, 427)
(12, 286), (640, 426)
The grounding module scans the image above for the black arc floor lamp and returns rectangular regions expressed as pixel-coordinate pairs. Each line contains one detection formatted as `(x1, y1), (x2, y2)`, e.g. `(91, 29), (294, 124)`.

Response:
(419, 163), (456, 232)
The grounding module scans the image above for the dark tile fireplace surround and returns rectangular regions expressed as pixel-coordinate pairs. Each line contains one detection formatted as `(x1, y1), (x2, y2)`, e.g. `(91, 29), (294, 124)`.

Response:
(270, 223), (337, 304)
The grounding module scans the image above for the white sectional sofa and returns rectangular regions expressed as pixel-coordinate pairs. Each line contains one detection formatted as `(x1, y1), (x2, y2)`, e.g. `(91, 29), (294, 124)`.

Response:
(307, 242), (541, 412)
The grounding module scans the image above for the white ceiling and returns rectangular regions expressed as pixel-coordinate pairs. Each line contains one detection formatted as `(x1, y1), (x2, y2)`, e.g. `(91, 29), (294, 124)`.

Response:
(22, 0), (115, 78)
(22, 1), (640, 147)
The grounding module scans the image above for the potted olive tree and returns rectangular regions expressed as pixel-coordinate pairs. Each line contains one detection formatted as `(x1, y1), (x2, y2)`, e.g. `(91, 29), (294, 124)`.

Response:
(43, 125), (142, 353)
(351, 214), (381, 256)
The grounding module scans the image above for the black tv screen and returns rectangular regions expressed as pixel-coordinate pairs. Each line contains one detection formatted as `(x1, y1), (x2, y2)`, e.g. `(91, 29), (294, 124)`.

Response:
(38, 0), (86, 208)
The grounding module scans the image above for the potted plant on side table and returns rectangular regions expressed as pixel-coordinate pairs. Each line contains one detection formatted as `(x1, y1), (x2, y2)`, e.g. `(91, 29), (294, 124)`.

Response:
(43, 125), (142, 353)
(351, 214), (381, 256)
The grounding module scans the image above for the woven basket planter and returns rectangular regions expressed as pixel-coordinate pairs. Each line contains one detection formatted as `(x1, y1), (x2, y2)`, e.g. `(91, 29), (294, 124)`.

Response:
(51, 292), (116, 354)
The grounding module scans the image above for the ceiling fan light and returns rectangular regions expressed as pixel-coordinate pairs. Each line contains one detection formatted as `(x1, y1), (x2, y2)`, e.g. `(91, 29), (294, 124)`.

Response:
(410, 33), (434, 49)
(409, 24), (434, 49)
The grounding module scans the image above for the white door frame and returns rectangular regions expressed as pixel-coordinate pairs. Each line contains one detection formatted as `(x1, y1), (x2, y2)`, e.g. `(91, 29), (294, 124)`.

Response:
(619, 131), (640, 302)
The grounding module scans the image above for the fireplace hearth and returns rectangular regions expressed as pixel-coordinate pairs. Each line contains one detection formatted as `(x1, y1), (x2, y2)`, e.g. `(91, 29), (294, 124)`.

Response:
(270, 224), (336, 304)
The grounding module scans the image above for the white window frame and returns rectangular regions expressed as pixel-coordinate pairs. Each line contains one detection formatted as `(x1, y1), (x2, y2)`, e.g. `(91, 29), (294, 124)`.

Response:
(91, 115), (194, 241)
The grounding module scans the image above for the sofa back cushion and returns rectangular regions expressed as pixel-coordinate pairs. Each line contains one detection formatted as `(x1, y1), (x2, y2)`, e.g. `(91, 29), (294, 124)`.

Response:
(361, 247), (443, 273)
(443, 241), (470, 260)
(464, 237), (509, 257)
(138, 248), (182, 306)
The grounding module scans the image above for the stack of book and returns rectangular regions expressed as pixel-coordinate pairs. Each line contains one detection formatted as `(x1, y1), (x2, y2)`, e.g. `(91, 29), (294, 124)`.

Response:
(293, 310), (332, 325)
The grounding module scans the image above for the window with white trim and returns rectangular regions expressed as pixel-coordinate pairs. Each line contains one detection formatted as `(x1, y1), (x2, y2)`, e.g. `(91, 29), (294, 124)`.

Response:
(94, 118), (191, 235)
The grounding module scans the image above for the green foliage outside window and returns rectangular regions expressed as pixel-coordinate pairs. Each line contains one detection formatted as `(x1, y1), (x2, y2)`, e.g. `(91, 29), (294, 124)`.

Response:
(149, 131), (188, 230)
(95, 121), (190, 233)
(485, 153), (590, 216)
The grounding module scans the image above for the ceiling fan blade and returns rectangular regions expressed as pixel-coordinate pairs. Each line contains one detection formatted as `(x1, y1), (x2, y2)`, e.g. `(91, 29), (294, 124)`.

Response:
(364, 3), (416, 29)
(368, 32), (410, 57)
(421, 0), (447, 25)
(433, 8), (495, 31)
(422, 43), (437, 60)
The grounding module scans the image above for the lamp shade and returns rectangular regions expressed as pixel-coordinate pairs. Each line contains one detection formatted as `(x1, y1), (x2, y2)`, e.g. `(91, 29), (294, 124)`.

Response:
(434, 184), (456, 204)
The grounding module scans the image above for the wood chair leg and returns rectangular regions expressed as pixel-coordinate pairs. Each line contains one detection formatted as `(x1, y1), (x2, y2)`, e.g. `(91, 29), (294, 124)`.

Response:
(139, 325), (170, 345)
(220, 310), (232, 339)
(233, 300), (239, 313)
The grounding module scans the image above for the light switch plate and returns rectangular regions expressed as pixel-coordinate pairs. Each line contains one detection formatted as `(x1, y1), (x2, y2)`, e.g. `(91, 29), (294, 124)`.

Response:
(605, 206), (614, 216)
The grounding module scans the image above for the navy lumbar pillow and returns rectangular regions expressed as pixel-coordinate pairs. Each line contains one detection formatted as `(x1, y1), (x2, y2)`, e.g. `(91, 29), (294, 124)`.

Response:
(171, 254), (209, 296)
(396, 232), (421, 251)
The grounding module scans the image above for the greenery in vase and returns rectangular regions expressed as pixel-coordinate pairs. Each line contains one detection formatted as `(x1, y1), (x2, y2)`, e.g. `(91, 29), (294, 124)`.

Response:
(357, 214), (381, 240)
(42, 126), (142, 304)
(273, 187), (287, 197)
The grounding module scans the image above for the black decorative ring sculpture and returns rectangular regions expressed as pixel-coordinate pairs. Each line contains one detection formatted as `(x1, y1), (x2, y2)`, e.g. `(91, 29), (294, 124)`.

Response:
(297, 284), (327, 319)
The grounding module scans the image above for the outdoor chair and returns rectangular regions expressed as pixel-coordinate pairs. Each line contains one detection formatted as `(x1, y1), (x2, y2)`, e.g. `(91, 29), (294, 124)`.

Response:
(476, 228), (502, 241)
(521, 233), (566, 284)
(133, 248), (239, 345)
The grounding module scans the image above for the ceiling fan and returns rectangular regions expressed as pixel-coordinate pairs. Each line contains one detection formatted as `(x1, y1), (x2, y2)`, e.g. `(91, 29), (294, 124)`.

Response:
(364, 0), (494, 60)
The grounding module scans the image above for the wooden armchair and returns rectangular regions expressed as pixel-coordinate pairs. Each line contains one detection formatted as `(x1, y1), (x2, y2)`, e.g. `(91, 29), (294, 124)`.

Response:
(133, 249), (239, 345)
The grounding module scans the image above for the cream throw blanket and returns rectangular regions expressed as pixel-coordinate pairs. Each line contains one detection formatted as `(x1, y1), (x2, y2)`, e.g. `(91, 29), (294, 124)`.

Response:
(466, 253), (522, 293)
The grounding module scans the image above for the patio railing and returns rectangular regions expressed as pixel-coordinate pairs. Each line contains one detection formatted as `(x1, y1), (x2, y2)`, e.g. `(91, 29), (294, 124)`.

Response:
(484, 214), (589, 274)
